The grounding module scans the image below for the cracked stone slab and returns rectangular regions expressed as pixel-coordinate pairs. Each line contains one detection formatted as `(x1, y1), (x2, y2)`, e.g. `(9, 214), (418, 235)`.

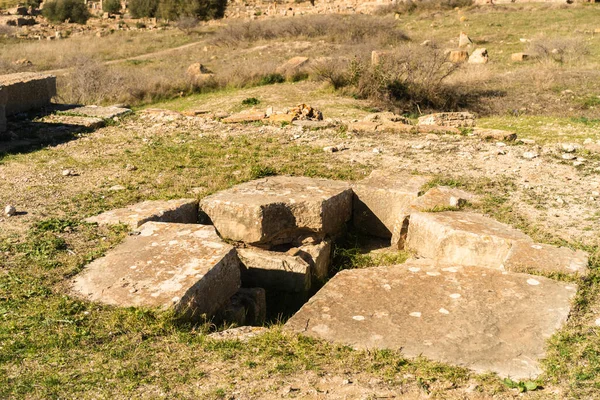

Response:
(41, 114), (105, 130)
(71, 222), (241, 318)
(285, 261), (577, 379)
(405, 211), (588, 275)
(61, 105), (132, 119)
(352, 170), (430, 239)
(85, 198), (199, 230)
(200, 176), (352, 246)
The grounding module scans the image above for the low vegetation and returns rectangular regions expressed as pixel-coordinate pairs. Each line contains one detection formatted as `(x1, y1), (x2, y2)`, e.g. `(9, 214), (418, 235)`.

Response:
(42, 0), (90, 24)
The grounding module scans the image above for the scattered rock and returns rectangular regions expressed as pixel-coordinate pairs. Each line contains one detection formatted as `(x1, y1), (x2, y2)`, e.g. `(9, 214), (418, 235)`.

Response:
(4, 205), (16, 216)
(108, 185), (126, 191)
(323, 144), (347, 153)
(458, 31), (473, 48)
(186, 63), (214, 82)
(449, 50), (469, 63)
(417, 112), (475, 128)
(275, 56), (309, 76)
(62, 169), (76, 176)
(125, 164), (137, 171)
(221, 110), (266, 124)
(468, 48), (488, 64)
(511, 53), (530, 62)
(523, 151), (539, 160)
(473, 128), (516, 141)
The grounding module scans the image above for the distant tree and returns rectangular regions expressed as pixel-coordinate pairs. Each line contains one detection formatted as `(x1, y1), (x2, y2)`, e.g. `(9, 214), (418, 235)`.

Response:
(102, 0), (121, 14)
(156, 0), (227, 20)
(128, 0), (159, 18)
(42, 0), (90, 24)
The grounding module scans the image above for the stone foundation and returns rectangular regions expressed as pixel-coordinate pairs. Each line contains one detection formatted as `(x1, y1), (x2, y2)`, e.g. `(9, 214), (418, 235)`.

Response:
(0, 72), (57, 116)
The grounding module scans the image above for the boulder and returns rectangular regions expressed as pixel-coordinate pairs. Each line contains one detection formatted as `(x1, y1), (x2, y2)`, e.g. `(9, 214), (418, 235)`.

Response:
(417, 112), (475, 128)
(200, 176), (352, 246)
(352, 170), (430, 239)
(71, 222), (241, 319)
(511, 53), (530, 62)
(186, 63), (214, 82)
(468, 48), (488, 64)
(458, 32), (473, 48)
(276, 56), (309, 76)
(85, 198), (199, 229)
(285, 261), (577, 379)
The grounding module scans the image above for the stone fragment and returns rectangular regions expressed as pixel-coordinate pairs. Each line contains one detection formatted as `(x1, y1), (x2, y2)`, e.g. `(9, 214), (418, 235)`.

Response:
(473, 128), (517, 141)
(417, 112), (475, 128)
(511, 53), (530, 62)
(352, 170), (430, 239)
(405, 211), (531, 268)
(348, 121), (380, 133)
(71, 222), (241, 319)
(289, 104), (323, 121)
(215, 287), (267, 326)
(221, 110), (265, 124)
(208, 326), (268, 341)
(4, 205), (16, 216)
(285, 261), (577, 379)
(505, 242), (588, 276)
(323, 144), (347, 153)
(523, 151), (539, 160)
(458, 32), (473, 48)
(468, 48), (488, 64)
(276, 56), (309, 76)
(237, 238), (331, 291)
(268, 113), (296, 124)
(363, 112), (411, 125)
(0, 72), (56, 116)
(85, 198), (199, 230)
(200, 176), (352, 245)
(186, 63), (214, 82)
(449, 50), (468, 63)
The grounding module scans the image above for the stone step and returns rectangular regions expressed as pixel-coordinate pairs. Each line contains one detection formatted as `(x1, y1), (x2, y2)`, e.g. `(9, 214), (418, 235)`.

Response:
(200, 176), (352, 246)
(71, 222), (241, 319)
(405, 211), (588, 275)
(285, 260), (577, 379)
(85, 198), (199, 230)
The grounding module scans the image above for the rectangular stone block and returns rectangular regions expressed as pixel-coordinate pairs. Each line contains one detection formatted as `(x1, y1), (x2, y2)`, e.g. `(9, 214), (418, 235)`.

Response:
(200, 176), (352, 246)
(285, 261), (577, 379)
(417, 112), (475, 128)
(352, 170), (430, 238)
(85, 198), (199, 230)
(71, 222), (241, 319)
(0, 73), (57, 116)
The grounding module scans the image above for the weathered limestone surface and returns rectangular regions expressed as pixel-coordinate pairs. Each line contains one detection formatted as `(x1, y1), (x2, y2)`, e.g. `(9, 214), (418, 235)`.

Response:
(417, 112), (475, 128)
(42, 115), (106, 130)
(276, 56), (309, 76)
(85, 199), (199, 229)
(410, 186), (475, 212)
(352, 170), (430, 238)
(285, 261), (577, 379)
(505, 241), (589, 276)
(71, 222), (241, 318)
(0, 72), (57, 115)
(0, 86), (6, 135)
(200, 176), (352, 245)
(405, 211), (588, 275)
(221, 110), (265, 123)
(473, 128), (517, 141)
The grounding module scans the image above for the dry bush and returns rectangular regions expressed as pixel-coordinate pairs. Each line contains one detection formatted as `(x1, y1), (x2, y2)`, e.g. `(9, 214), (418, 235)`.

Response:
(310, 58), (352, 90)
(57, 57), (126, 104)
(375, 0), (473, 15)
(212, 14), (409, 47)
(313, 44), (462, 112)
(526, 36), (589, 64)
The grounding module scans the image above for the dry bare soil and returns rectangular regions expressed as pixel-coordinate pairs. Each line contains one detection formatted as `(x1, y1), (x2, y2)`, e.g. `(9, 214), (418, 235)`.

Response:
(2, 3), (600, 399)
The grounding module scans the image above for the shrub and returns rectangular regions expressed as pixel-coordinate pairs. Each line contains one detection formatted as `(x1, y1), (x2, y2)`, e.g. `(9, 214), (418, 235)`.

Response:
(375, 0), (473, 15)
(526, 36), (589, 64)
(42, 0), (90, 24)
(102, 0), (121, 13)
(258, 73), (285, 86)
(156, 0), (227, 20)
(242, 97), (260, 106)
(128, 0), (159, 18)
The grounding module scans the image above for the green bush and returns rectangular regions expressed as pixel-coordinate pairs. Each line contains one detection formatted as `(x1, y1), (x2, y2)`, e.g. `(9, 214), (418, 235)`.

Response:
(156, 0), (227, 20)
(42, 0), (90, 24)
(102, 0), (121, 13)
(128, 0), (159, 18)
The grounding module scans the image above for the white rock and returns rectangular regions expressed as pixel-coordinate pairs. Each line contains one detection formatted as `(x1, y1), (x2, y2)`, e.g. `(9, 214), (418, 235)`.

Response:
(62, 169), (75, 176)
(562, 154), (576, 160)
(4, 205), (16, 216)
(561, 143), (578, 153)
(523, 152), (539, 160)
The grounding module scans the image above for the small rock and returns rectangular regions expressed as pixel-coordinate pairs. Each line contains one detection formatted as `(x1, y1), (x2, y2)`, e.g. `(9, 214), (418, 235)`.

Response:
(561, 143), (578, 153)
(522, 152), (539, 160)
(323, 144), (347, 153)
(108, 185), (126, 191)
(4, 205), (16, 216)
(518, 139), (536, 145)
(496, 142), (506, 147)
(125, 164), (137, 171)
(372, 148), (382, 154)
(562, 154), (576, 160)
(573, 161), (584, 167)
(62, 169), (76, 176)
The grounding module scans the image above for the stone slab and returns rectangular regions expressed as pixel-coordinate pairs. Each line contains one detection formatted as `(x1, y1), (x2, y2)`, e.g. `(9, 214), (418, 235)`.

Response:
(62, 105), (132, 119)
(285, 261), (577, 379)
(276, 56), (309, 75)
(505, 242), (588, 276)
(200, 176), (352, 246)
(352, 170), (430, 239)
(71, 222), (241, 319)
(405, 211), (530, 268)
(417, 112), (475, 128)
(42, 114), (106, 130)
(0, 72), (56, 116)
(221, 111), (265, 123)
(473, 128), (517, 141)
(85, 198), (199, 230)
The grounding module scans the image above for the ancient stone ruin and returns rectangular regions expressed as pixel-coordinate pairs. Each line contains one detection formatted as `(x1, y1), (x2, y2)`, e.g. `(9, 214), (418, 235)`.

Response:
(74, 172), (588, 379)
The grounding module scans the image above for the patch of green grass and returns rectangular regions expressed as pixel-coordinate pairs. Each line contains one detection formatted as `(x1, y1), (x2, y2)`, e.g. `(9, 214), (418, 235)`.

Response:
(257, 73), (285, 86)
(241, 97), (260, 106)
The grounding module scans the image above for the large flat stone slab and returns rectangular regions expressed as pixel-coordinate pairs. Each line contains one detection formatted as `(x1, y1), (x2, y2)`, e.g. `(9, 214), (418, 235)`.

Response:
(405, 211), (588, 275)
(285, 261), (577, 379)
(71, 222), (241, 319)
(61, 105), (132, 119)
(0, 72), (56, 116)
(200, 176), (352, 246)
(85, 199), (199, 230)
(352, 170), (430, 239)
